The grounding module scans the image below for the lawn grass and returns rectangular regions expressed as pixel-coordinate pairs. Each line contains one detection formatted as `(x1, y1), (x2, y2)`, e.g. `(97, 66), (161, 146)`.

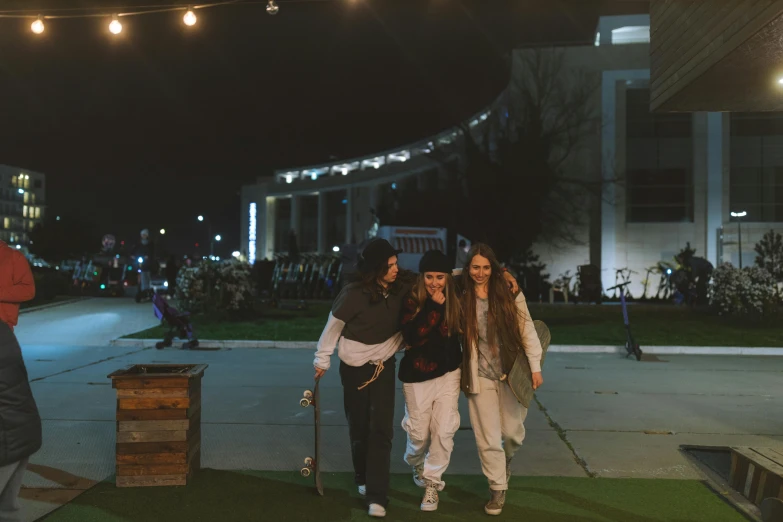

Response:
(124, 302), (333, 341)
(528, 303), (783, 347)
(42, 469), (748, 522)
(125, 300), (782, 347)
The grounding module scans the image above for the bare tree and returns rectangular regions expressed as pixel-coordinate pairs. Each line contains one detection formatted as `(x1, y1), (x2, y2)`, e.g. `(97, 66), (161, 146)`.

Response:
(394, 47), (606, 263)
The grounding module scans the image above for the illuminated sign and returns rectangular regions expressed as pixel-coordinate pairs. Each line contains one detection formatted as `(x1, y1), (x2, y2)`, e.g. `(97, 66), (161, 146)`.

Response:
(249, 202), (257, 264)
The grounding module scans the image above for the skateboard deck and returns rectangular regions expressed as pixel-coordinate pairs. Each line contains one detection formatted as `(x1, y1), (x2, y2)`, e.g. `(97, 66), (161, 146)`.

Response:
(299, 379), (323, 496)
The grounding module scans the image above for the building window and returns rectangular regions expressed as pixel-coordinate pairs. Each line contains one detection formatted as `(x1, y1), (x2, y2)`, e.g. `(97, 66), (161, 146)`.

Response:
(625, 88), (693, 223)
(22, 206), (27, 218)
(3, 218), (8, 230)
(730, 113), (783, 222)
(35, 207), (41, 219)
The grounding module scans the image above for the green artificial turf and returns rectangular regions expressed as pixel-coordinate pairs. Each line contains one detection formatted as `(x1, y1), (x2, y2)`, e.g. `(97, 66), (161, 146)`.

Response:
(42, 470), (749, 522)
(125, 301), (782, 347)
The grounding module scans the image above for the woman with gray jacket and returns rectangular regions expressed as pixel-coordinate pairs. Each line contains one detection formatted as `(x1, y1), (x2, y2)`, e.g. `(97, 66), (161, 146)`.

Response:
(460, 243), (543, 516)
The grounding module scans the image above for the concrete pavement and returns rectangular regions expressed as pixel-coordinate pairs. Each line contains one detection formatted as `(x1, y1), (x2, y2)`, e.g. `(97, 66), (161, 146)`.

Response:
(10, 299), (783, 520)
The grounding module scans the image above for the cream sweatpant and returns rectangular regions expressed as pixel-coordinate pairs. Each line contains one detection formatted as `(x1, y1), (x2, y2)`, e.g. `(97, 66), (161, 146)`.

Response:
(401, 368), (461, 490)
(467, 376), (528, 491)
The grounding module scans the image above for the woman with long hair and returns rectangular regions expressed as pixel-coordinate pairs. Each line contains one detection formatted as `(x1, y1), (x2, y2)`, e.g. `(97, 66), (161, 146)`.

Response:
(398, 250), (463, 512)
(460, 243), (544, 516)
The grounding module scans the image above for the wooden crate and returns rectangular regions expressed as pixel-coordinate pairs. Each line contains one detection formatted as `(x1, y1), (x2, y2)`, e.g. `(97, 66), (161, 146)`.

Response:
(108, 364), (207, 488)
(730, 447), (783, 507)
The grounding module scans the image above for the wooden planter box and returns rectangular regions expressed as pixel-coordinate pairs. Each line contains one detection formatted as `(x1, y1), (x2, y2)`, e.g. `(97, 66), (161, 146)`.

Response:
(107, 364), (207, 488)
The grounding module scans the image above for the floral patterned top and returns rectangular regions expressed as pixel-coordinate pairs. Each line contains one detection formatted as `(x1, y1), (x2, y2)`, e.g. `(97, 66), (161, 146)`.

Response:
(398, 292), (462, 383)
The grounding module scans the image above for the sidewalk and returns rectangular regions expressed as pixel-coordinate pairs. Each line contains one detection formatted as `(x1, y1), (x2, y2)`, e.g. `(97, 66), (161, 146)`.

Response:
(19, 346), (783, 521)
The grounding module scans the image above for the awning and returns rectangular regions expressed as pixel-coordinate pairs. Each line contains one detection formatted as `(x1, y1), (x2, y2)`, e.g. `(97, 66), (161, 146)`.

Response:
(394, 237), (445, 254)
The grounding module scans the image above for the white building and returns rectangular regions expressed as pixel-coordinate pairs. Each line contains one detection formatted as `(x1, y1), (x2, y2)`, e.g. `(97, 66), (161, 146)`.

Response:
(241, 14), (783, 296)
(0, 165), (46, 249)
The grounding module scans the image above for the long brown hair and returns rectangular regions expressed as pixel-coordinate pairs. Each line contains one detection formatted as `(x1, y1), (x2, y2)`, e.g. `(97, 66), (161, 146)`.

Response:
(409, 272), (462, 337)
(352, 261), (416, 303)
(461, 243), (526, 355)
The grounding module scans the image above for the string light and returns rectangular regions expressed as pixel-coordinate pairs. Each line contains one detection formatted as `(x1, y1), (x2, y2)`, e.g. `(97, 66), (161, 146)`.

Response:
(31, 16), (44, 34)
(109, 15), (122, 34)
(0, 0), (347, 37)
(183, 8), (197, 26)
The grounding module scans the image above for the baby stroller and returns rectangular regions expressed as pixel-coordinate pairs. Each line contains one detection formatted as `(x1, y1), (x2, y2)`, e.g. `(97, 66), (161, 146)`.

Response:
(152, 292), (199, 350)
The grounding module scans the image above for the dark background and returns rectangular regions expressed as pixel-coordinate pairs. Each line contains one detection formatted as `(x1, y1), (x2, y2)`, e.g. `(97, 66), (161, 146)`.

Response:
(0, 0), (647, 256)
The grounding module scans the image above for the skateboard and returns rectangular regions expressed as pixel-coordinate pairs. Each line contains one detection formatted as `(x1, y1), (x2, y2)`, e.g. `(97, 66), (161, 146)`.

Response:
(299, 378), (324, 496)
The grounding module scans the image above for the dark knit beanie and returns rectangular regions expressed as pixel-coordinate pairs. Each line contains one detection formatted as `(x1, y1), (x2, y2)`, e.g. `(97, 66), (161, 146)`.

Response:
(419, 250), (451, 274)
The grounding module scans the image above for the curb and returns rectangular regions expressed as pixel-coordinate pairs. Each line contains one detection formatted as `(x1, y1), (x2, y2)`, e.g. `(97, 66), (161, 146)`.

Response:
(109, 338), (783, 355)
(19, 297), (90, 315)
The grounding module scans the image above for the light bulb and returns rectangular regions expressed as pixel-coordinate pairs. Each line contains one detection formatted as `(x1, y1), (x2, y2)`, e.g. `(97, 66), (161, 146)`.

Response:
(109, 17), (122, 35)
(31, 17), (45, 35)
(267, 1), (280, 15)
(183, 9), (197, 26)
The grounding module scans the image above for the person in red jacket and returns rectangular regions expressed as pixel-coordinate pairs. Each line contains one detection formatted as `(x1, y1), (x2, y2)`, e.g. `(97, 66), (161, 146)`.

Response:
(0, 241), (41, 521)
(0, 242), (35, 329)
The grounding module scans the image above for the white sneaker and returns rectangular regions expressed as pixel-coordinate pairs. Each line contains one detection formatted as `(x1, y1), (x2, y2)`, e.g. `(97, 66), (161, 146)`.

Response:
(368, 503), (386, 518)
(412, 465), (426, 488)
(421, 483), (439, 512)
(358, 484), (366, 496)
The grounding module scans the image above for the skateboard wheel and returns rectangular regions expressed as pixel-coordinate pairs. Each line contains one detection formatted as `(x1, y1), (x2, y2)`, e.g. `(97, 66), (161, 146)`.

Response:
(303, 390), (313, 399)
(304, 457), (313, 466)
(300, 467), (311, 477)
(300, 398), (311, 408)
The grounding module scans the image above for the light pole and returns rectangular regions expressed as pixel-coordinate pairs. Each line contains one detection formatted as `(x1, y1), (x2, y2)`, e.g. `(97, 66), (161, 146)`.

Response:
(730, 211), (747, 268)
(197, 215), (214, 257)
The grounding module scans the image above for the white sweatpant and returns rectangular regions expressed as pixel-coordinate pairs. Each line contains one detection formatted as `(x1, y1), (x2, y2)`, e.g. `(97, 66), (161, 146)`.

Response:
(401, 368), (461, 490)
(467, 377), (528, 491)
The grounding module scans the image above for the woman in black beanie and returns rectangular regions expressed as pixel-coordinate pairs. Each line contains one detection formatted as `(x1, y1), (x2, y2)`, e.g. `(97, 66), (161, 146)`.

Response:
(398, 250), (463, 512)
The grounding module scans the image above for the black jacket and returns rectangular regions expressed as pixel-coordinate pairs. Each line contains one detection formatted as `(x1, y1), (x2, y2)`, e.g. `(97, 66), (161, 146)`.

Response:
(0, 322), (42, 466)
(398, 293), (462, 383)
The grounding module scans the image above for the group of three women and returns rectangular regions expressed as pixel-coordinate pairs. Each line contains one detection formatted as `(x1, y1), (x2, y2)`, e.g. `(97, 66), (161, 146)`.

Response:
(312, 238), (544, 518)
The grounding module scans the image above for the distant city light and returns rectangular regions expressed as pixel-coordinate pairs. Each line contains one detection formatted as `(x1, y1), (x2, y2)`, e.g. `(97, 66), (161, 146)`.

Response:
(332, 246), (340, 252)
(391, 183), (397, 190)
(198, 215), (204, 222)
(137, 257), (144, 264)
(266, 0), (279, 15)
(215, 235), (222, 242)
(730, 211), (747, 218)
(232, 251), (241, 258)
(15, 245), (21, 250)
(160, 229), (166, 235)
(17, 189), (24, 194)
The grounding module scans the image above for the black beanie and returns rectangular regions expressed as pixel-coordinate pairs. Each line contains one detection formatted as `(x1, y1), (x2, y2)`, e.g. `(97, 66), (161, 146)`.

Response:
(419, 250), (451, 274)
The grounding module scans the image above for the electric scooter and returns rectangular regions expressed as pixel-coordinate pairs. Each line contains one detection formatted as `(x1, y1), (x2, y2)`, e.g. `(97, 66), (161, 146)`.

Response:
(606, 281), (642, 361)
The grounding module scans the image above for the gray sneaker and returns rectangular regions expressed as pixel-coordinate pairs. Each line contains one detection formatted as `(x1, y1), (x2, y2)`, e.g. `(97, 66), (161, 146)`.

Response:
(412, 464), (426, 488)
(484, 489), (506, 516)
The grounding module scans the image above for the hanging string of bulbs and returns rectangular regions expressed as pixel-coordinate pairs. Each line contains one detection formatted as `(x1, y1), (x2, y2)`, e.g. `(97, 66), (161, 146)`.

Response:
(0, 0), (285, 35)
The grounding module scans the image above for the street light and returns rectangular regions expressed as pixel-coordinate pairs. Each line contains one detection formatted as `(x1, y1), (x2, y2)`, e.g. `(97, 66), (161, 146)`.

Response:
(197, 215), (215, 256)
(730, 211), (747, 268)
(215, 235), (221, 242)
(160, 229), (166, 235)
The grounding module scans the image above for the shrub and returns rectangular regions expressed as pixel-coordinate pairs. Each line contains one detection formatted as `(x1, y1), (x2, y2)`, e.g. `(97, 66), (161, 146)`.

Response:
(175, 260), (255, 316)
(709, 263), (778, 318)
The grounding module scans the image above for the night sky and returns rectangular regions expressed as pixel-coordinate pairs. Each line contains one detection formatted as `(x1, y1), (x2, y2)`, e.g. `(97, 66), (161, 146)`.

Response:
(0, 0), (647, 257)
